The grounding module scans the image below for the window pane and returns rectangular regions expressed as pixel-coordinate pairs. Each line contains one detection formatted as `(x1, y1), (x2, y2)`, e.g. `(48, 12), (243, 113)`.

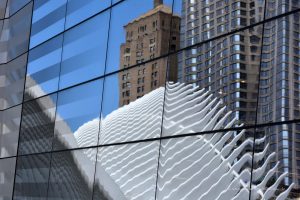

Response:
(5, 0), (31, 17)
(266, 0), (300, 18)
(0, 105), (21, 158)
(30, 0), (67, 48)
(257, 13), (300, 124)
(0, 2), (32, 62)
(59, 11), (109, 89)
(94, 141), (159, 199)
(53, 80), (103, 151)
(253, 124), (299, 199)
(106, 0), (174, 74)
(25, 34), (63, 101)
(13, 153), (50, 200)
(0, 157), (16, 199)
(173, 0), (265, 49)
(65, 0), (111, 29)
(48, 149), (96, 200)
(157, 130), (254, 200)
(100, 58), (168, 144)
(0, 53), (27, 109)
(18, 94), (57, 155)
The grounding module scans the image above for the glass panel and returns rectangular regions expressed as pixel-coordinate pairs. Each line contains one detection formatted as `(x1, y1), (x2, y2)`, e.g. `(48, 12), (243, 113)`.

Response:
(93, 141), (159, 199)
(100, 57), (169, 144)
(18, 94), (57, 155)
(0, 105), (21, 158)
(265, 0), (300, 18)
(173, 0), (265, 49)
(47, 148), (96, 200)
(25, 34), (63, 101)
(0, 53), (27, 110)
(59, 11), (109, 89)
(105, 0), (174, 74)
(0, 2), (32, 62)
(53, 80), (103, 151)
(0, 0), (7, 19)
(0, 157), (16, 199)
(252, 123), (300, 199)
(5, 0), (30, 17)
(30, 0), (67, 49)
(65, 0), (111, 29)
(13, 153), (50, 200)
(157, 129), (254, 200)
(257, 12), (300, 124)
(162, 26), (263, 137)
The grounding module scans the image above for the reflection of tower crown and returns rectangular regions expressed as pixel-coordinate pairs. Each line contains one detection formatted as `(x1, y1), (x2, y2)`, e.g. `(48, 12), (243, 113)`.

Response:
(154, 0), (163, 8)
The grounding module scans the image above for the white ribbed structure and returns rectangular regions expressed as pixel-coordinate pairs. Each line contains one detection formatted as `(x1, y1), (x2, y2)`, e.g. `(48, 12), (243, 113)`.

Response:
(93, 82), (295, 200)
(26, 78), (295, 199)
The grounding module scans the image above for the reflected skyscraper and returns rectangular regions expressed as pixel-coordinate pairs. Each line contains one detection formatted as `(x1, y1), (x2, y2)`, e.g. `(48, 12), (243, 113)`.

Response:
(119, 0), (180, 105)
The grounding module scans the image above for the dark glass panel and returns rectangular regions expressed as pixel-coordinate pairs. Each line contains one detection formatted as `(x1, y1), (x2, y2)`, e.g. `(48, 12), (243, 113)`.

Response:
(0, 2), (32, 62)
(18, 94), (57, 155)
(0, 53), (27, 109)
(5, 0), (30, 17)
(13, 153), (51, 200)
(0, 105), (21, 158)
(0, 157), (16, 199)
(48, 148), (96, 200)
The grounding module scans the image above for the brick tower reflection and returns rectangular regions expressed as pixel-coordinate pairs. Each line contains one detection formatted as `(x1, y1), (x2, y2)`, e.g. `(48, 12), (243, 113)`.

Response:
(118, 0), (180, 106)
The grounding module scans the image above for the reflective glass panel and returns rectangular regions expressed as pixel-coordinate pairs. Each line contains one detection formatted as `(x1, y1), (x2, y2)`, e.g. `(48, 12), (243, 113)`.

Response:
(93, 141), (159, 199)
(0, 53), (27, 110)
(162, 26), (263, 137)
(13, 153), (50, 200)
(173, 0), (265, 49)
(53, 80), (103, 151)
(157, 129), (254, 200)
(0, 105), (21, 158)
(252, 123), (300, 199)
(25, 34), (63, 101)
(100, 57), (169, 144)
(5, 0), (31, 17)
(65, 0), (111, 29)
(105, 0), (174, 74)
(59, 11), (109, 89)
(257, 12), (300, 125)
(48, 148), (96, 200)
(18, 94), (57, 155)
(0, 0), (7, 19)
(265, 0), (300, 18)
(0, 2), (32, 62)
(0, 157), (15, 199)
(30, 0), (67, 49)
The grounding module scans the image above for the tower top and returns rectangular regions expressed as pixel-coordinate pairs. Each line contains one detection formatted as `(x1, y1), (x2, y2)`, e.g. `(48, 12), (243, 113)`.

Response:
(154, 0), (163, 8)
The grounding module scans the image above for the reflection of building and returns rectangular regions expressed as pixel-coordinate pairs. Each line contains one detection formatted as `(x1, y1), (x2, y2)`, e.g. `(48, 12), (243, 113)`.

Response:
(257, 9), (300, 189)
(178, 0), (264, 125)
(21, 82), (295, 199)
(118, 0), (180, 106)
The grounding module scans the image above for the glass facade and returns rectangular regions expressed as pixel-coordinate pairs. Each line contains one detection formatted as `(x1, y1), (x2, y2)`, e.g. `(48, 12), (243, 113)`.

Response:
(0, 0), (300, 199)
